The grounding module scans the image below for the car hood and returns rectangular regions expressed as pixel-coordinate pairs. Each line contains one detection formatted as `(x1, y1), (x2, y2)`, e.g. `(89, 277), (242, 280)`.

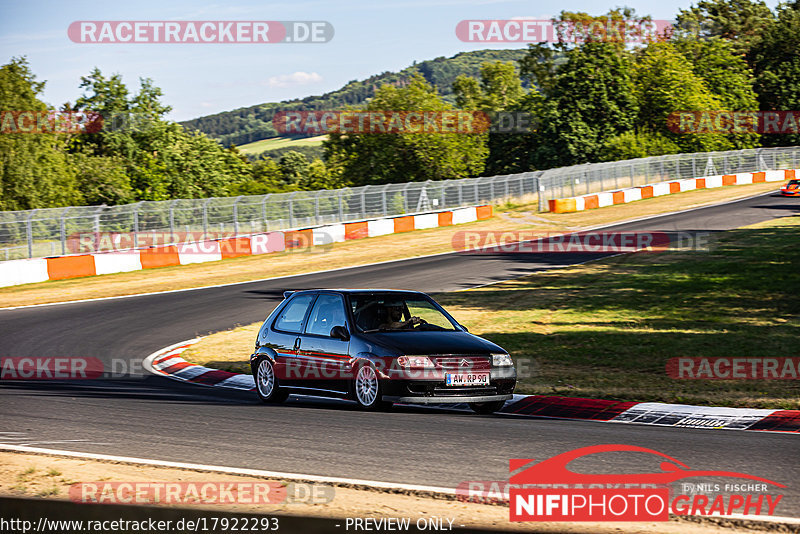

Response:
(364, 330), (505, 355)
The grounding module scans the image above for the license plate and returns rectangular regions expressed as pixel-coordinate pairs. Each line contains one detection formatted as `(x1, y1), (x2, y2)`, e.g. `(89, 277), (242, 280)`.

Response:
(445, 372), (489, 386)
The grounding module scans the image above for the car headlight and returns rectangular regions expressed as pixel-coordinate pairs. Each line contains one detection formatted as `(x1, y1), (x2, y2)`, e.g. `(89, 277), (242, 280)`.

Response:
(398, 356), (435, 368)
(492, 353), (513, 366)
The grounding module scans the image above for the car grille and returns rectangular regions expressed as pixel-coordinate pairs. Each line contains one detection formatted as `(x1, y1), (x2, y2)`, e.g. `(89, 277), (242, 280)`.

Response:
(431, 355), (491, 371)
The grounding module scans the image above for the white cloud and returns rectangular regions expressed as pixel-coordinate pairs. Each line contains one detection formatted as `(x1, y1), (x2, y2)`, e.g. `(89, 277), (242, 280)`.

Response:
(265, 71), (323, 88)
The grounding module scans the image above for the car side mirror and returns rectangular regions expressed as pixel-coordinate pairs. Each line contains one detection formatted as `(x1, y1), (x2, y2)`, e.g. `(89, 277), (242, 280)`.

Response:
(330, 325), (350, 341)
(459, 324), (469, 332)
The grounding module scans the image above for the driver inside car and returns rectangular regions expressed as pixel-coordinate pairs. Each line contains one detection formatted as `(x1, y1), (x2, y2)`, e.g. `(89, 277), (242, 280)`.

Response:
(379, 302), (422, 330)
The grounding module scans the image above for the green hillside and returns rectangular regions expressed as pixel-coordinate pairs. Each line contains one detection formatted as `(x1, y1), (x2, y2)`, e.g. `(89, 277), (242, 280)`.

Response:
(180, 49), (529, 149)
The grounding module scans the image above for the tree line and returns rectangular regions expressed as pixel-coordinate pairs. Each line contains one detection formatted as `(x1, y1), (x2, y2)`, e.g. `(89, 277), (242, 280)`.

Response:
(0, 0), (797, 211)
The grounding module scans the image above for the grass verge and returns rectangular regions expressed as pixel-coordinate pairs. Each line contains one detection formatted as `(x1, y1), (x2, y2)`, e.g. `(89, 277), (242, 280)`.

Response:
(0, 181), (781, 309)
(184, 214), (800, 409)
(237, 135), (327, 155)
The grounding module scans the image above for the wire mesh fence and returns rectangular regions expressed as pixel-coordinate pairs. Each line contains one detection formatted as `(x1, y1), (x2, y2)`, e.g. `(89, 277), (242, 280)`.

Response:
(1, 146), (797, 260)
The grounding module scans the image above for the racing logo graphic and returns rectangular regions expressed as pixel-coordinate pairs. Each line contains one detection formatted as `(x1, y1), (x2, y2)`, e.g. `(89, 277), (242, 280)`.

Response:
(507, 444), (784, 522)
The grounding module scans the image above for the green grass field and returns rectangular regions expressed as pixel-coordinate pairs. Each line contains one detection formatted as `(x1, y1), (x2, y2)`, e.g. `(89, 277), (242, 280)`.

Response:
(236, 135), (326, 155)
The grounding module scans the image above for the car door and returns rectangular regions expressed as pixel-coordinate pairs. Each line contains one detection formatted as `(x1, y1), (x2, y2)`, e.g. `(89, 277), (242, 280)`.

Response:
(270, 293), (316, 387)
(298, 293), (351, 393)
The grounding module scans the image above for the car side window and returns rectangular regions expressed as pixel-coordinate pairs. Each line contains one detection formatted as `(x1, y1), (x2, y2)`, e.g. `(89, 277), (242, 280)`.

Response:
(274, 294), (315, 333)
(305, 294), (347, 337)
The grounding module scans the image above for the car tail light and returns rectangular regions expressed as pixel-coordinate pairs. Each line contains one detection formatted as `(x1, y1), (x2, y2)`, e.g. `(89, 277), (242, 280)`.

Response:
(398, 356), (435, 368)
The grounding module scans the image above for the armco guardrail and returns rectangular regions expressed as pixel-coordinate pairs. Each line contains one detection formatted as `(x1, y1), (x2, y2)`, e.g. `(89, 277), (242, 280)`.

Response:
(0, 205), (492, 287)
(1, 146), (798, 260)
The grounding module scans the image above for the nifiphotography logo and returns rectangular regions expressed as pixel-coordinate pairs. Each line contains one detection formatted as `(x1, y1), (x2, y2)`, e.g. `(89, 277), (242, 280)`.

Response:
(459, 444), (784, 522)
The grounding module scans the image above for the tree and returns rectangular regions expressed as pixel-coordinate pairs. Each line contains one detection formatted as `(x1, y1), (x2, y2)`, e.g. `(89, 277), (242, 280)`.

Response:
(453, 61), (525, 111)
(279, 151), (310, 184)
(675, 0), (774, 55)
(674, 37), (760, 149)
(0, 58), (81, 210)
(533, 42), (639, 167)
(599, 130), (681, 161)
(324, 75), (487, 185)
(633, 42), (734, 153)
(748, 0), (800, 146)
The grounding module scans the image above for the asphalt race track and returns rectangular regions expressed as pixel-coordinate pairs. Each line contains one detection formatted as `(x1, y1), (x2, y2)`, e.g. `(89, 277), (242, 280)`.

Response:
(1, 192), (799, 517)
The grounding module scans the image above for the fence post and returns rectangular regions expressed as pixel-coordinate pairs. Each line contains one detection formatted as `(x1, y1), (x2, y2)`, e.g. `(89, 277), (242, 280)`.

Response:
(169, 200), (176, 235)
(26, 210), (36, 258)
(60, 207), (71, 255)
(93, 209), (101, 252)
(288, 192), (296, 227)
(233, 196), (242, 235)
(381, 186), (388, 215)
(338, 190), (344, 220)
(261, 195), (268, 232)
(361, 186), (368, 218)
(133, 203), (140, 248)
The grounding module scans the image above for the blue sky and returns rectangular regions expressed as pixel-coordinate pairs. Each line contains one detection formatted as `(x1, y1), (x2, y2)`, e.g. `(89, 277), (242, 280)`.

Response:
(0, 0), (782, 122)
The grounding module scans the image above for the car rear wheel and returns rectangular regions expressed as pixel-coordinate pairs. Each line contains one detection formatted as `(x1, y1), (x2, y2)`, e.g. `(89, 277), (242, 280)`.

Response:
(254, 357), (289, 403)
(468, 400), (506, 415)
(353, 364), (391, 411)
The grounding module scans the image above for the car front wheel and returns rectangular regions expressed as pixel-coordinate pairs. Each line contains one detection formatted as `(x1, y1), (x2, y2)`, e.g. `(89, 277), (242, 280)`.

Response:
(254, 357), (289, 403)
(353, 364), (391, 411)
(468, 400), (506, 415)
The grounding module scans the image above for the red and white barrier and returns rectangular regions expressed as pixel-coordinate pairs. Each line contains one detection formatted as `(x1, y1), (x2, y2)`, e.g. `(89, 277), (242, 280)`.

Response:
(0, 205), (493, 287)
(549, 169), (797, 213)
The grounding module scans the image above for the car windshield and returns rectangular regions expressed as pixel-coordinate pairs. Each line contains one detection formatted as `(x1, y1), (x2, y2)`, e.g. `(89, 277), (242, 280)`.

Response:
(788, 180), (800, 187)
(349, 293), (459, 333)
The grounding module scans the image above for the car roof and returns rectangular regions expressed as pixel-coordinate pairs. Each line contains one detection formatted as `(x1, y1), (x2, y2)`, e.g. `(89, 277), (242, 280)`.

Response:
(288, 289), (426, 295)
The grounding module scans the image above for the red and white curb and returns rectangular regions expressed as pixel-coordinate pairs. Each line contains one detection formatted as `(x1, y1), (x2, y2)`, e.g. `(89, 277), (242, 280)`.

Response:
(144, 338), (256, 391)
(144, 339), (799, 433)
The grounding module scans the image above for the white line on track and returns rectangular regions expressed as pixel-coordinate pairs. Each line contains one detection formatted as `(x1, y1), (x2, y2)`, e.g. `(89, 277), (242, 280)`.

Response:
(0, 443), (798, 525)
(1, 190), (778, 311)
(0, 443), (455, 495)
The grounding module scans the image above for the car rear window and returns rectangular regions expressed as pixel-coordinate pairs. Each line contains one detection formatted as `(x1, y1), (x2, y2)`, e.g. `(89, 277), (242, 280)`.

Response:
(274, 294), (314, 333)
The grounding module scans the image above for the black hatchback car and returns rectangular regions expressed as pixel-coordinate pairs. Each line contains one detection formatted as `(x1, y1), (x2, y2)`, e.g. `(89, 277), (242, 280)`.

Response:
(250, 289), (516, 414)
